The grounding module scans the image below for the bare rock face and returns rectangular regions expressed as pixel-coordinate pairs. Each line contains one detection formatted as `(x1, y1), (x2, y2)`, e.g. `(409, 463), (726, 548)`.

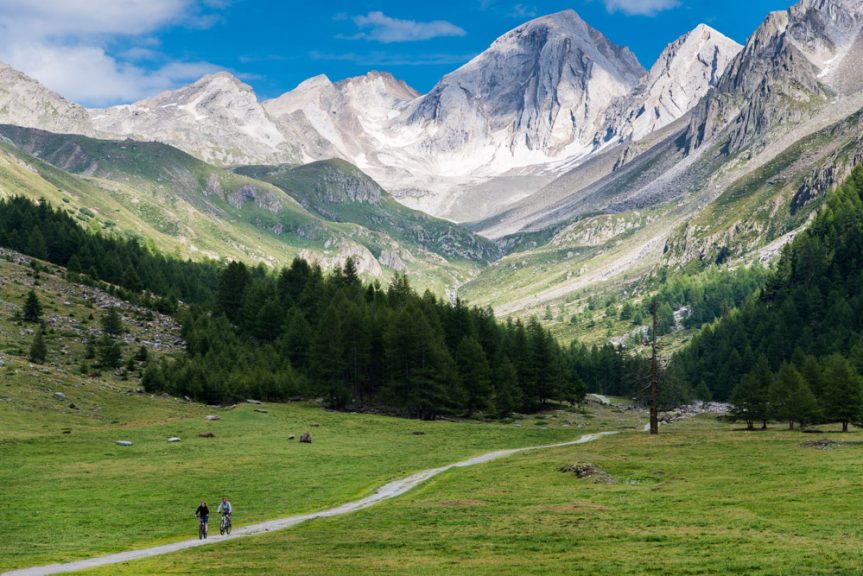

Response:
(0, 63), (94, 135)
(597, 24), (742, 146)
(90, 73), (299, 166)
(685, 0), (863, 155)
(226, 185), (282, 212)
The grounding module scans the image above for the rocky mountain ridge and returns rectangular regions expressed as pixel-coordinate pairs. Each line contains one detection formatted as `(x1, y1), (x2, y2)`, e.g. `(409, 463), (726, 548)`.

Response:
(0, 9), (743, 224)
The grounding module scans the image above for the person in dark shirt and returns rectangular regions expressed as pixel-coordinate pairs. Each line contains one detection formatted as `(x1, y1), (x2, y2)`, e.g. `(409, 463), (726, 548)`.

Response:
(195, 501), (210, 538)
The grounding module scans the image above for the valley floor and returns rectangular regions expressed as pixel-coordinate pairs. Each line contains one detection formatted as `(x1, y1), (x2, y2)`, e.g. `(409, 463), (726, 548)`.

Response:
(77, 417), (863, 576)
(6, 371), (863, 576)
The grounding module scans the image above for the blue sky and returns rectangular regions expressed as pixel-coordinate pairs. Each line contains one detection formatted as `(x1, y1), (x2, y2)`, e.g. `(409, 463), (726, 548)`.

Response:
(0, 0), (796, 106)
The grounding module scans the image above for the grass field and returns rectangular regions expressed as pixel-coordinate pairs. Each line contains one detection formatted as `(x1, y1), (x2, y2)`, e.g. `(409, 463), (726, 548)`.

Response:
(72, 417), (863, 576)
(5, 253), (863, 575)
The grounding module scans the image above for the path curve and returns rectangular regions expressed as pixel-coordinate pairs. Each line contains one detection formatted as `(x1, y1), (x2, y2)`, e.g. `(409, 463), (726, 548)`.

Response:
(4, 432), (617, 576)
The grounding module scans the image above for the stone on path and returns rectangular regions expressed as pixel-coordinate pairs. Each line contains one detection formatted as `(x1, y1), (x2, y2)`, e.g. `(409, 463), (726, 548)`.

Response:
(299, 432), (312, 443)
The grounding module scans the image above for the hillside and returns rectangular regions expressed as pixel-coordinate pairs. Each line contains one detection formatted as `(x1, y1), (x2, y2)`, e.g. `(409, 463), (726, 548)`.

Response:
(234, 160), (500, 264)
(0, 126), (491, 293)
(674, 164), (863, 400)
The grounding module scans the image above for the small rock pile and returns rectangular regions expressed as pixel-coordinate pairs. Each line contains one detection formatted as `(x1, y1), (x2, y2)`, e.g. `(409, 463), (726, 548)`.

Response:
(800, 439), (840, 450)
(559, 463), (614, 483)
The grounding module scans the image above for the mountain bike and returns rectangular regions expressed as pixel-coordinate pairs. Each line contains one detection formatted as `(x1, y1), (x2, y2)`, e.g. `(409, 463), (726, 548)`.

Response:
(198, 516), (208, 539)
(220, 512), (232, 536)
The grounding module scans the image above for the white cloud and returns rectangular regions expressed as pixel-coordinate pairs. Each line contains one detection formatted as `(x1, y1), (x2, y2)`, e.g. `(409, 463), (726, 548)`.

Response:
(510, 4), (538, 19)
(604, 0), (680, 16)
(0, 0), (227, 106)
(342, 11), (466, 43)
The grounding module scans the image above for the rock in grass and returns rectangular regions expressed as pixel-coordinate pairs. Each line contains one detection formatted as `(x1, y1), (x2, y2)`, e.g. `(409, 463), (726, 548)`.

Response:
(559, 463), (614, 483)
(167, 437), (181, 443)
(288, 434), (295, 440)
(116, 440), (133, 446)
(205, 415), (220, 421)
(412, 431), (425, 436)
(53, 392), (67, 401)
(199, 432), (215, 438)
(300, 432), (312, 443)
(254, 408), (269, 414)
(246, 399), (262, 405)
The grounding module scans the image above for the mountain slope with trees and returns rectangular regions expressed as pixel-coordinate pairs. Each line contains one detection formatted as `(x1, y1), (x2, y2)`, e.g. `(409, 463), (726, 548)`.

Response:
(674, 165), (863, 426)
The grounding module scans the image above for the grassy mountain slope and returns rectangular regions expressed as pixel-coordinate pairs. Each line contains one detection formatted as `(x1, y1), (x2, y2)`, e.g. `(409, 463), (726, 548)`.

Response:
(0, 126), (489, 292)
(235, 160), (501, 264)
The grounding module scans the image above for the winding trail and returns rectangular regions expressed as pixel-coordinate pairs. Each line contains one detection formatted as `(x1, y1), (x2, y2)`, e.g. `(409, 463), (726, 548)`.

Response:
(4, 432), (617, 576)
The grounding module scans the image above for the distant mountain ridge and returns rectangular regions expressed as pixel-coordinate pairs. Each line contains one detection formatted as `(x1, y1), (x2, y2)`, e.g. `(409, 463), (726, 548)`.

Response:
(0, 9), (743, 224)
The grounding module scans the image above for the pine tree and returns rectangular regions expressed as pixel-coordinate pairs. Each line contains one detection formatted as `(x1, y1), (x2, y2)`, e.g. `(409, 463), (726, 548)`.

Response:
(493, 356), (522, 417)
(97, 335), (123, 369)
(383, 306), (452, 420)
(282, 309), (311, 370)
(29, 327), (47, 364)
(730, 356), (771, 430)
(217, 261), (250, 324)
(694, 381), (712, 404)
(821, 354), (863, 432)
(341, 257), (360, 289)
(22, 290), (43, 323)
(456, 336), (492, 416)
(26, 228), (47, 260)
(770, 363), (818, 429)
(101, 307), (124, 336)
(309, 303), (348, 409)
(619, 302), (635, 321)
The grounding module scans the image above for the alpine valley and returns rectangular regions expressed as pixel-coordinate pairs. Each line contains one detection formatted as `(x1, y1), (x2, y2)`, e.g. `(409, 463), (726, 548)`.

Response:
(1, 0), (862, 344)
(9, 2), (863, 574)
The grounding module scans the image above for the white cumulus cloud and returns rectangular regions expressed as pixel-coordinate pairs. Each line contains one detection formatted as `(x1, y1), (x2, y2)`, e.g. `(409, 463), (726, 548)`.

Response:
(604, 0), (681, 16)
(342, 11), (466, 43)
(0, 0), (226, 106)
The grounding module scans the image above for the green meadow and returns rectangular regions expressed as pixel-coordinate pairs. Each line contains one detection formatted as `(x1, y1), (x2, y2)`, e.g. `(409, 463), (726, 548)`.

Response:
(81, 417), (863, 576)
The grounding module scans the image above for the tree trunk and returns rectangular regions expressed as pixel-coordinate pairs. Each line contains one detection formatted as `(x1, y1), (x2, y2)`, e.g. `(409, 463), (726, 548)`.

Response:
(761, 420), (768, 430)
(842, 420), (849, 432)
(789, 420), (794, 430)
(746, 419), (754, 430)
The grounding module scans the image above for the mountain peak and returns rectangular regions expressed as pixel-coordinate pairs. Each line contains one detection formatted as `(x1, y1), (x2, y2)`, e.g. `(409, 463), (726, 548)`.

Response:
(0, 61), (94, 135)
(293, 74), (333, 93)
(593, 23), (740, 146)
(190, 71), (253, 94)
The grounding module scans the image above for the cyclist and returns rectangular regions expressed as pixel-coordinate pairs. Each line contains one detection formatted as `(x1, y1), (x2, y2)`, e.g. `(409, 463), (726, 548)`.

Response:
(195, 500), (210, 539)
(217, 496), (233, 532)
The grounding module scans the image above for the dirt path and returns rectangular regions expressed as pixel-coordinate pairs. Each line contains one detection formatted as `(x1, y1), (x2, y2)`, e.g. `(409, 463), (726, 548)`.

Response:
(3, 432), (617, 576)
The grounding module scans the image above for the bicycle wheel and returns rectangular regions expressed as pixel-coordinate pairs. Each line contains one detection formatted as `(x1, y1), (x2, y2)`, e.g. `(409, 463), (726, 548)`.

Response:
(226, 520), (231, 535)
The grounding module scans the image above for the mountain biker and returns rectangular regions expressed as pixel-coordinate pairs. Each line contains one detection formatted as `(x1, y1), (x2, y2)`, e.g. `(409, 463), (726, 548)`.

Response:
(218, 496), (232, 524)
(195, 501), (210, 538)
